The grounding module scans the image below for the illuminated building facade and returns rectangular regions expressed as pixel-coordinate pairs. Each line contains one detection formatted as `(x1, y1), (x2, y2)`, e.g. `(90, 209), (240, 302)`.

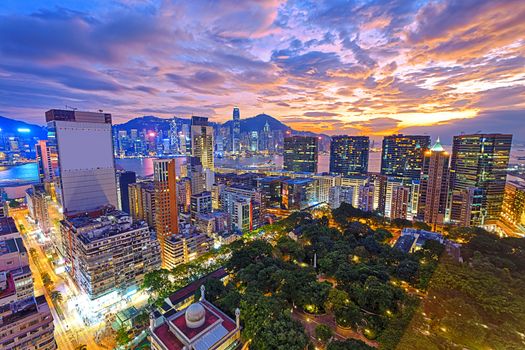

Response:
(417, 139), (450, 229)
(128, 181), (156, 228)
(391, 186), (410, 220)
(0, 217), (56, 350)
(163, 233), (213, 269)
(220, 185), (262, 230)
(381, 134), (430, 181)
(283, 136), (318, 173)
(500, 176), (525, 235)
(191, 116), (214, 170)
(281, 178), (316, 210)
(329, 135), (369, 175)
(154, 159), (179, 267)
(449, 134), (512, 226)
(69, 211), (161, 299)
(232, 107), (241, 153)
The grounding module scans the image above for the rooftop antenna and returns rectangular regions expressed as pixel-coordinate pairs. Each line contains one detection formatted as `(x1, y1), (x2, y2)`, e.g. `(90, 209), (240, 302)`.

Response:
(65, 105), (77, 111)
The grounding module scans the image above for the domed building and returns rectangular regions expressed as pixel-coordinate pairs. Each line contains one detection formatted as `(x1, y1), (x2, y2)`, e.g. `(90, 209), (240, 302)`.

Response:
(150, 285), (241, 350)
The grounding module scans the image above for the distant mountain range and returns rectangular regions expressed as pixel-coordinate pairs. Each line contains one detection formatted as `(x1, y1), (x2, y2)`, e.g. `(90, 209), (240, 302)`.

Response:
(113, 113), (323, 136)
(0, 116), (47, 139)
(0, 113), (329, 141)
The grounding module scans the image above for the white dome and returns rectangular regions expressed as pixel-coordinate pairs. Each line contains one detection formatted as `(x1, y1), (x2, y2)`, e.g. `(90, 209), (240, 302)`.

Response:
(185, 303), (206, 328)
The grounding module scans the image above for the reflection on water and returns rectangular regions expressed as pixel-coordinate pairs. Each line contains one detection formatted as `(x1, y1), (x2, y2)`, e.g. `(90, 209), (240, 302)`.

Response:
(0, 163), (39, 186)
(1, 148), (522, 197)
(0, 152), (382, 189)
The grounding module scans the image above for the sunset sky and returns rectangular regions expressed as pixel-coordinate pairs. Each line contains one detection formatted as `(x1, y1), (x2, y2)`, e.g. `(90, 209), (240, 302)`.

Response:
(0, 0), (524, 141)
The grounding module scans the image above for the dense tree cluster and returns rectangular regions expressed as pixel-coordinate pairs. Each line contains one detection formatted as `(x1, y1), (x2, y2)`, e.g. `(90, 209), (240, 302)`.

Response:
(143, 203), (524, 349)
(396, 230), (525, 349)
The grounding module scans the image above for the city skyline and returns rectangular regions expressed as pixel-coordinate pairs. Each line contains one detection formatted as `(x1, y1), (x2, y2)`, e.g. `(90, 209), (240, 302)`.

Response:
(0, 1), (524, 141)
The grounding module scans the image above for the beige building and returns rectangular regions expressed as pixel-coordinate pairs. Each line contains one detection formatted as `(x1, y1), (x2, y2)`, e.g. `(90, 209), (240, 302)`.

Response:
(129, 181), (156, 227)
(63, 210), (161, 299)
(164, 233), (213, 270)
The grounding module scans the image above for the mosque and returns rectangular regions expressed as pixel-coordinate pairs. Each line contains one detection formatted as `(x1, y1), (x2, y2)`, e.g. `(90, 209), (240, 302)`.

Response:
(149, 285), (242, 350)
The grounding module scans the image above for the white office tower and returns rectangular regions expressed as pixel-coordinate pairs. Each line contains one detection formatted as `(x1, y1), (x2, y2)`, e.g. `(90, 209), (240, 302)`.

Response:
(46, 109), (118, 214)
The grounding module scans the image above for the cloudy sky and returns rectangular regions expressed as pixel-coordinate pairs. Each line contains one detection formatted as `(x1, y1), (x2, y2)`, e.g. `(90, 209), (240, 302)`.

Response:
(0, 0), (524, 142)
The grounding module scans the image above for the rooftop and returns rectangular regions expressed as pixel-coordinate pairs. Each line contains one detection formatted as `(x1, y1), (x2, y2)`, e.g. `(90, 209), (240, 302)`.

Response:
(283, 178), (314, 185)
(0, 237), (26, 256)
(168, 268), (227, 306)
(0, 217), (18, 237)
(154, 300), (236, 350)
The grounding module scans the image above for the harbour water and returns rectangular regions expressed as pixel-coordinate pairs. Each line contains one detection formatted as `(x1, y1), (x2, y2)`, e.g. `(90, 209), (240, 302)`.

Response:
(2, 148), (523, 198)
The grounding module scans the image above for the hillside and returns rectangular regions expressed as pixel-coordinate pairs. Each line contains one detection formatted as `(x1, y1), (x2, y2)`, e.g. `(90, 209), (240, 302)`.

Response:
(0, 116), (47, 139)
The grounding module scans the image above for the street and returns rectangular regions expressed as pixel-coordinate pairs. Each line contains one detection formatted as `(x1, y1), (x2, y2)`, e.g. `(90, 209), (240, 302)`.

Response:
(10, 208), (115, 350)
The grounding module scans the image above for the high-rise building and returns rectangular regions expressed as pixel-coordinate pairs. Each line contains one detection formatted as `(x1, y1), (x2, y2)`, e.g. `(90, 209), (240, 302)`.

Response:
(220, 185), (263, 231)
(65, 210), (161, 299)
(283, 136), (318, 173)
(35, 140), (57, 183)
(329, 136), (369, 175)
(381, 134), (430, 181)
(45, 109), (118, 214)
(391, 186), (410, 220)
(417, 139), (450, 229)
(232, 107), (241, 153)
(118, 171), (136, 214)
(0, 217), (57, 350)
(257, 176), (286, 209)
(329, 186), (355, 210)
(340, 175), (369, 207)
(281, 178), (316, 210)
(191, 116), (214, 170)
(250, 131), (259, 152)
(500, 175), (525, 236)
(154, 159), (179, 267)
(190, 191), (212, 223)
(177, 177), (192, 213)
(188, 157), (206, 195)
(449, 134), (512, 226)
(129, 181), (156, 228)
(163, 233), (213, 269)
(26, 184), (51, 235)
(383, 177), (404, 218)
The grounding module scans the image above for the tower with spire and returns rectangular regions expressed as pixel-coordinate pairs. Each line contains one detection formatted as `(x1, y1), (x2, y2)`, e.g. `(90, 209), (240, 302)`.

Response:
(417, 137), (450, 230)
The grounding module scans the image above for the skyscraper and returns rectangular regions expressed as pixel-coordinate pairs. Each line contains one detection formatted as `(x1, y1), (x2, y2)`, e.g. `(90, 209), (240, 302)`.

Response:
(46, 109), (117, 214)
(329, 136), (369, 176)
(381, 134), (430, 181)
(191, 116), (214, 170)
(283, 136), (318, 173)
(232, 107), (241, 153)
(118, 171), (136, 214)
(417, 138), (450, 229)
(153, 159), (179, 267)
(189, 156), (206, 195)
(449, 133), (512, 226)
(35, 140), (56, 183)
